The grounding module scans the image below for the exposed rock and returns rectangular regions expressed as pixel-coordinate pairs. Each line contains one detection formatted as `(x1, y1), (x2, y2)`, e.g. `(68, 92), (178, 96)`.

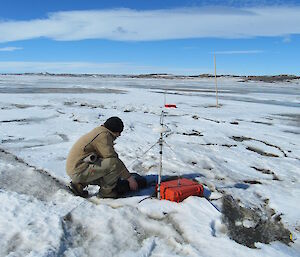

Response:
(222, 195), (292, 248)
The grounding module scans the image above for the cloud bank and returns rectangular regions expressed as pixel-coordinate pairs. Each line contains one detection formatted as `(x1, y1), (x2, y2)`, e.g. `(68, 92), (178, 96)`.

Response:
(0, 7), (300, 42)
(0, 61), (209, 75)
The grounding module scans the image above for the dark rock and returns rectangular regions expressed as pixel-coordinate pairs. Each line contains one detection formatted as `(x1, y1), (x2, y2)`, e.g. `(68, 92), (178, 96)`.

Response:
(222, 195), (292, 248)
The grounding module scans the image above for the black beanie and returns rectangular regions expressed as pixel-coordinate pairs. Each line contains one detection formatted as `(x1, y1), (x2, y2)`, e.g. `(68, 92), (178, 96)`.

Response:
(104, 117), (124, 133)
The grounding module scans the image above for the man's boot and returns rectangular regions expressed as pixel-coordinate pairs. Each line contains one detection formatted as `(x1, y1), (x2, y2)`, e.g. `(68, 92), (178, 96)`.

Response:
(98, 186), (118, 199)
(70, 182), (89, 198)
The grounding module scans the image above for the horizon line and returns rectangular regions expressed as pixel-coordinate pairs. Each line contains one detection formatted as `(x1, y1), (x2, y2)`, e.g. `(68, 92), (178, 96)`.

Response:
(1, 72), (299, 77)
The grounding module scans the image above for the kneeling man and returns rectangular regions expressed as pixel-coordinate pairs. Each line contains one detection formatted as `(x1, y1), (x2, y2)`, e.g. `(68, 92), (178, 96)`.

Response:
(66, 116), (144, 198)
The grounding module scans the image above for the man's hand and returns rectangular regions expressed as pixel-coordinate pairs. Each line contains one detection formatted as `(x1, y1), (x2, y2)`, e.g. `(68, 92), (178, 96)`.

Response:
(127, 176), (138, 191)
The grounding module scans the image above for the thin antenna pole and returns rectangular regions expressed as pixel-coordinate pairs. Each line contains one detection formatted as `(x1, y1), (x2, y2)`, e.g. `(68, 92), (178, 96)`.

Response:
(214, 53), (219, 108)
(158, 133), (163, 199)
(157, 111), (164, 199)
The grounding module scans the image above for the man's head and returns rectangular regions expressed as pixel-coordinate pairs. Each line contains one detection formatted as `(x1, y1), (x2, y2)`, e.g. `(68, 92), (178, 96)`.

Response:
(104, 117), (124, 135)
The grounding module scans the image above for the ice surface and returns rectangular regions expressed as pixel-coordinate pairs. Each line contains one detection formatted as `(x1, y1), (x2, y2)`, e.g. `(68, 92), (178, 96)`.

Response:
(0, 75), (299, 256)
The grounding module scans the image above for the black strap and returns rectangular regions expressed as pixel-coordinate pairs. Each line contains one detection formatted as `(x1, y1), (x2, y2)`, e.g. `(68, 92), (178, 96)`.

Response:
(83, 132), (104, 152)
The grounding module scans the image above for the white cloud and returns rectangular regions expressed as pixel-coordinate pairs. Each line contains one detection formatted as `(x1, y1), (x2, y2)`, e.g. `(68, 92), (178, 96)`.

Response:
(213, 50), (263, 54)
(0, 46), (23, 52)
(0, 61), (127, 74)
(0, 7), (300, 42)
(0, 61), (208, 75)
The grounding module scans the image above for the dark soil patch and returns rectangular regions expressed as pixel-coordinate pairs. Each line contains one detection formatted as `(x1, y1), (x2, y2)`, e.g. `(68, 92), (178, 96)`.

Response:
(182, 130), (203, 136)
(251, 166), (280, 181)
(222, 195), (292, 248)
(80, 103), (98, 109)
(231, 136), (251, 142)
(243, 180), (262, 185)
(1, 137), (25, 143)
(202, 118), (223, 123)
(246, 146), (279, 157)
(1, 119), (27, 123)
(231, 136), (287, 157)
(251, 121), (273, 126)
(251, 166), (273, 174)
(221, 144), (237, 148)
(199, 143), (237, 148)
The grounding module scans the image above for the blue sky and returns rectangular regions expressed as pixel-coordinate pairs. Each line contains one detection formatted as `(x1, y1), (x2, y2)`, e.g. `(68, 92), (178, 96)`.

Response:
(0, 0), (300, 75)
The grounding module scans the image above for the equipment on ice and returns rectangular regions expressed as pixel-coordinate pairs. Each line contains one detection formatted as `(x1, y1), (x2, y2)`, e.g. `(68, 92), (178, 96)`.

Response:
(155, 101), (204, 202)
(157, 178), (204, 202)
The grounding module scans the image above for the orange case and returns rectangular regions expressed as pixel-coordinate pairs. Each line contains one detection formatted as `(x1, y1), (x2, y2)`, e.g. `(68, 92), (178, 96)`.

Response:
(158, 178), (204, 202)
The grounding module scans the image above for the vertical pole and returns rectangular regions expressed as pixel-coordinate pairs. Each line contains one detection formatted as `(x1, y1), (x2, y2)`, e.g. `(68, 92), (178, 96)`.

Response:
(214, 53), (219, 108)
(157, 111), (164, 199)
(157, 132), (163, 199)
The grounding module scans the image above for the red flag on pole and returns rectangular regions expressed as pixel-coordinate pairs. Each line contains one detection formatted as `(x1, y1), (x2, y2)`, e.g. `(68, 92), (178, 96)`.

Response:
(164, 104), (177, 108)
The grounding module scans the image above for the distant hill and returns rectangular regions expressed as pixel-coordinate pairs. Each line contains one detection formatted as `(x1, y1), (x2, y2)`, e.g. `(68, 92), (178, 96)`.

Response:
(238, 75), (300, 83)
(1, 72), (299, 82)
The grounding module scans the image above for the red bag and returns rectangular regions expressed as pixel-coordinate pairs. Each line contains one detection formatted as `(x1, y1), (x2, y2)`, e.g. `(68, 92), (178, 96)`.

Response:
(157, 178), (204, 202)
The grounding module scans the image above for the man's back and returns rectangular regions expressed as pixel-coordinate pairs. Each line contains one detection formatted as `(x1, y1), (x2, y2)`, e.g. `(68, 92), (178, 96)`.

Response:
(66, 126), (116, 175)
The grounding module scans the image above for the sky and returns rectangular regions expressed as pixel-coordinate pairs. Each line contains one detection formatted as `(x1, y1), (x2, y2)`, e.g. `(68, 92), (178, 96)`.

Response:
(0, 0), (300, 75)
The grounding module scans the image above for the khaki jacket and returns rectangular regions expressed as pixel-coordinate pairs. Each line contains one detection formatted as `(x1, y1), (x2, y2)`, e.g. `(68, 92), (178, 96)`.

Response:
(66, 125), (130, 179)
